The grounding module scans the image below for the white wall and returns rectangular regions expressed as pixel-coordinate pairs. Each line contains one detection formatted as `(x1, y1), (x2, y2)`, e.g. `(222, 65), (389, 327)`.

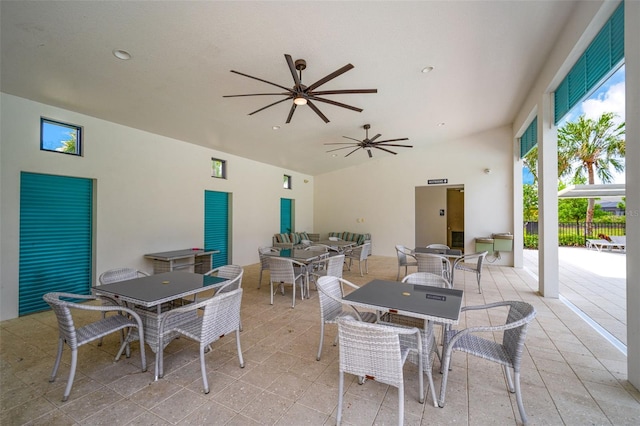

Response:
(0, 93), (313, 320)
(314, 125), (515, 262)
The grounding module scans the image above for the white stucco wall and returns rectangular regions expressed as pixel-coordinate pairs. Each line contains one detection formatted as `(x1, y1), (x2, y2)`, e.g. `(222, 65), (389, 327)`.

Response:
(314, 125), (515, 262)
(0, 93), (313, 320)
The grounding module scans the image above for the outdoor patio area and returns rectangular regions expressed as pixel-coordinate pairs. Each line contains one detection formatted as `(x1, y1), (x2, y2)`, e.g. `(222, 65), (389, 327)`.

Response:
(1, 249), (639, 425)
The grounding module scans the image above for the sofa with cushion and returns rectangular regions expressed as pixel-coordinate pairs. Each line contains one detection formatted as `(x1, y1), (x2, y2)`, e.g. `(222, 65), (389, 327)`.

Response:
(272, 232), (320, 249)
(328, 232), (371, 247)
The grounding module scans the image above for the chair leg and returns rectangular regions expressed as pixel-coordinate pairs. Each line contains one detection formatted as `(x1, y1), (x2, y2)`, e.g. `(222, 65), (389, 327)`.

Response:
(513, 371), (528, 425)
(235, 329), (245, 368)
(317, 322), (325, 361)
(477, 272), (482, 293)
(337, 372), (345, 426)
(258, 270), (263, 289)
(200, 345), (209, 394)
(49, 338), (64, 383)
(397, 382), (405, 426)
(292, 280), (296, 308)
(438, 347), (454, 407)
(62, 349), (78, 402)
(270, 281), (274, 305)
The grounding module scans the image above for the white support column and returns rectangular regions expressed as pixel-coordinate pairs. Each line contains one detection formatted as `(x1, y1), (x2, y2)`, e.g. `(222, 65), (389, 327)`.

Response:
(625, 0), (640, 390)
(537, 93), (559, 298)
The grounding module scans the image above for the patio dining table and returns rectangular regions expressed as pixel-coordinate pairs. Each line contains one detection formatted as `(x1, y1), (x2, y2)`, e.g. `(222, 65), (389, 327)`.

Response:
(94, 271), (228, 379)
(316, 240), (357, 253)
(264, 248), (327, 297)
(413, 247), (463, 284)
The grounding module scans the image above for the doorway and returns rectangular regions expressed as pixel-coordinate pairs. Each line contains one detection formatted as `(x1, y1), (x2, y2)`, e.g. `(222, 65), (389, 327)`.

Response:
(415, 185), (464, 250)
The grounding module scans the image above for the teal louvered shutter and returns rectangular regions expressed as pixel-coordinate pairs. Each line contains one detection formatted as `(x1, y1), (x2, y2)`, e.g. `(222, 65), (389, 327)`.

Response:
(520, 117), (538, 158)
(280, 198), (293, 233)
(19, 172), (93, 315)
(554, 2), (624, 124)
(204, 191), (229, 268)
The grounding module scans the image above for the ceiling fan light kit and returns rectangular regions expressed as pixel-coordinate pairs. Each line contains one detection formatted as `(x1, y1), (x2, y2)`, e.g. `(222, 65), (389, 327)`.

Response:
(223, 54), (377, 124)
(324, 124), (413, 158)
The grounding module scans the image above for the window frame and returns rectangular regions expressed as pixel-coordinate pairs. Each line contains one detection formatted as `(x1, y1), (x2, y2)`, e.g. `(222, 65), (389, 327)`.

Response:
(211, 157), (227, 179)
(40, 117), (83, 156)
(283, 174), (292, 189)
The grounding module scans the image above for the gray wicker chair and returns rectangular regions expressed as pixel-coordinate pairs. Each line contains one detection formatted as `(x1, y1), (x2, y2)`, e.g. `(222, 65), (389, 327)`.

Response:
(336, 317), (424, 425)
(43, 292), (147, 401)
(268, 256), (307, 307)
(415, 252), (451, 282)
(258, 246), (279, 289)
(345, 241), (371, 276)
(314, 275), (377, 361)
(98, 267), (149, 284)
(156, 287), (244, 393)
(309, 253), (344, 290)
(452, 251), (487, 293)
(426, 243), (450, 249)
(439, 301), (537, 425)
(395, 245), (418, 280)
(205, 264), (243, 294)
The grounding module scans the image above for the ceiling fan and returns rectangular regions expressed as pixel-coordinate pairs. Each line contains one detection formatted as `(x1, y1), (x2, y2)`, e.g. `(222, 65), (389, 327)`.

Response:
(223, 54), (377, 124)
(325, 124), (412, 158)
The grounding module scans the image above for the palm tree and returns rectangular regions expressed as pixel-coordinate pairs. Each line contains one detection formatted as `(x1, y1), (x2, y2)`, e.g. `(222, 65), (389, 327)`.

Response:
(558, 112), (625, 229)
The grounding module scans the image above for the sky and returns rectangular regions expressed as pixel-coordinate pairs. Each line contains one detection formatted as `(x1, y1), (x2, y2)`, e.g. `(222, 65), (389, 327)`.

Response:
(524, 64), (626, 185)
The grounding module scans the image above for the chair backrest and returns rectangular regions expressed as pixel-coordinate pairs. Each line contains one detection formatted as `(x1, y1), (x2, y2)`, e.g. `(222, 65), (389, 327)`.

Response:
(426, 243), (450, 249)
(316, 276), (346, 323)
(268, 257), (296, 283)
(502, 301), (537, 368)
(325, 254), (345, 278)
(354, 242), (371, 260)
(415, 253), (449, 276)
(258, 247), (278, 270)
(455, 251), (487, 272)
(395, 245), (411, 265)
(337, 317), (404, 388)
(402, 272), (449, 288)
(201, 288), (243, 344)
(208, 266), (243, 294)
(98, 268), (148, 285)
(43, 293), (78, 347)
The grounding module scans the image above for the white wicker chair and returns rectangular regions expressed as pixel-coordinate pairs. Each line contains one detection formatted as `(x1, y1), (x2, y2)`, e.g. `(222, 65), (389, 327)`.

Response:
(258, 246), (279, 289)
(345, 242), (371, 276)
(43, 292), (147, 401)
(439, 301), (537, 425)
(415, 252), (451, 282)
(426, 243), (450, 249)
(452, 251), (487, 293)
(156, 287), (244, 393)
(268, 256), (307, 307)
(395, 245), (418, 280)
(336, 317), (424, 425)
(205, 264), (243, 294)
(309, 253), (344, 290)
(314, 275), (377, 361)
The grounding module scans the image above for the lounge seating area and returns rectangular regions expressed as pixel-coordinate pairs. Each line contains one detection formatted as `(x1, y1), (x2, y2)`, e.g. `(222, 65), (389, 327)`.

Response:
(586, 235), (626, 252)
(2, 251), (638, 425)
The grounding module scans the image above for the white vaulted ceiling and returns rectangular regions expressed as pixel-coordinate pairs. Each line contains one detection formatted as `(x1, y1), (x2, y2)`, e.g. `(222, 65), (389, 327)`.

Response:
(0, 1), (578, 175)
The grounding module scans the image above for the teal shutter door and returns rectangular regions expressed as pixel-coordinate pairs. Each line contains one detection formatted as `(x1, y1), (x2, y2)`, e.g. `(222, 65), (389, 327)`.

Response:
(520, 117), (538, 158)
(19, 172), (93, 315)
(280, 198), (292, 233)
(204, 191), (229, 268)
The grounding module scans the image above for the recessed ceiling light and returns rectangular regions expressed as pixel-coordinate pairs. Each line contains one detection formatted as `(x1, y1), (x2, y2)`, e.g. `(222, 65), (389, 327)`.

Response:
(112, 49), (131, 60)
(437, 122), (445, 127)
(272, 126), (280, 130)
(331, 154), (338, 157)
(421, 66), (434, 73)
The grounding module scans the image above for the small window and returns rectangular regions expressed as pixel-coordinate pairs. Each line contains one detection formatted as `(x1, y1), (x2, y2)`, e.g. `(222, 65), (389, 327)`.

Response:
(212, 158), (227, 179)
(41, 118), (82, 156)
(283, 174), (292, 189)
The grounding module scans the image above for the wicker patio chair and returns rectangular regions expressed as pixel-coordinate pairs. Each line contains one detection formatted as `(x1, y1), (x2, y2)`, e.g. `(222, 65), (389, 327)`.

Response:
(268, 256), (307, 307)
(415, 252), (451, 282)
(452, 251), (487, 293)
(314, 275), (377, 361)
(258, 246), (279, 289)
(426, 243), (450, 249)
(336, 317), (425, 425)
(43, 292), (147, 401)
(395, 245), (418, 280)
(439, 301), (537, 425)
(345, 241), (371, 276)
(205, 264), (243, 294)
(156, 288), (244, 394)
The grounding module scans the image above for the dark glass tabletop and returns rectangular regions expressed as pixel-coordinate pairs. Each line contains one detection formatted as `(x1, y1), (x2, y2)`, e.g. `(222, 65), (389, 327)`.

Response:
(94, 271), (227, 306)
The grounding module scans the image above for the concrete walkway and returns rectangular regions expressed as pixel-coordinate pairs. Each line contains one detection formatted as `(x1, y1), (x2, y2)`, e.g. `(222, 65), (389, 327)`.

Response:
(523, 247), (627, 347)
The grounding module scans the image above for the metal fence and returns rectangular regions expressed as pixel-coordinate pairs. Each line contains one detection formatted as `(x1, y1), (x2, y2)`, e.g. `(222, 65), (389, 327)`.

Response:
(523, 222), (626, 248)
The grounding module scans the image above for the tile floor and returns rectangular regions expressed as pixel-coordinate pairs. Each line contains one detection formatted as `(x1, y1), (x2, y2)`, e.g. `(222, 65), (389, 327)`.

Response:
(1, 251), (639, 425)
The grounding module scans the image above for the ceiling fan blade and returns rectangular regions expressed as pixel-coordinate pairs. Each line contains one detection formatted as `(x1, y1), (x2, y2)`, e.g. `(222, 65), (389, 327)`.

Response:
(285, 54), (302, 87)
(369, 134), (382, 142)
(372, 137), (410, 143)
(325, 142), (361, 146)
(374, 143), (413, 148)
(230, 70), (292, 92)
(248, 97), (292, 116)
(373, 146), (398, 155)
(223, 92), (291, 98)
(312, 89), (378, 95)
(344, 147), (362, 157)
(306, 64), (354, 92)
(309, 96), (363, 112)
(306, 100), (330, 123)
(342, 136), (362, 142)
(326, 145), (360, 153)
(285, 103), (297, 123)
